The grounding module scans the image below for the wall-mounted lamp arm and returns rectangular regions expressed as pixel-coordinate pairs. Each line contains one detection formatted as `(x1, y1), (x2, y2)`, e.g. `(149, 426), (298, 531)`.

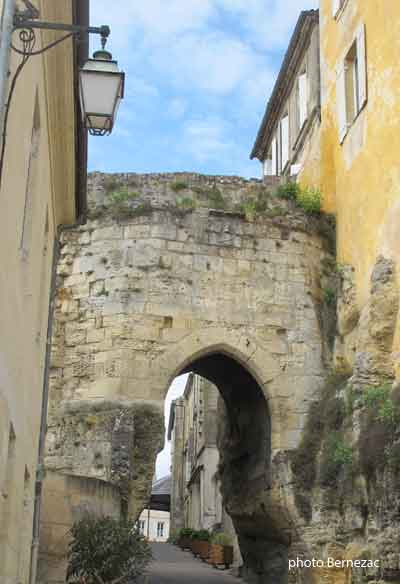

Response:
(13, 18), (111, 48)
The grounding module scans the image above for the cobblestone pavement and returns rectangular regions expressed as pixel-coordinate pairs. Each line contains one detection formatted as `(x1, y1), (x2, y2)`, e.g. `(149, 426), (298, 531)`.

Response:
(146, 543), (241, 583)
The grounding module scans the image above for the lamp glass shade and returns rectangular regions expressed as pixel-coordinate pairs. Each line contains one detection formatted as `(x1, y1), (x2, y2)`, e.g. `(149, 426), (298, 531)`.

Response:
(79, 52), (124, 136)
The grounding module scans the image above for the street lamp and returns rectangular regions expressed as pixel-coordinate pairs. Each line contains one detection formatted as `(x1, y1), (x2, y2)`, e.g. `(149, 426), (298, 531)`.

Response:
(79, 49), (125, 136)
(0, 2), (126, 187)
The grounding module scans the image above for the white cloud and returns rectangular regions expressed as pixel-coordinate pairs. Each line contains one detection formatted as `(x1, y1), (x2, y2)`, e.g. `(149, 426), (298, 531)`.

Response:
(180, 117), (235, 163)
(167, 98), (187, 119)
(216, 0), (319, 50)
(153, 31), (263, 95)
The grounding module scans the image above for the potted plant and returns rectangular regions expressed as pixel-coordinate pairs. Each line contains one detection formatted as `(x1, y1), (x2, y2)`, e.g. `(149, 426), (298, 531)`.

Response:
(194, 530), (211, 561)
(208, 533), (234, 569)
(178, 528), (194, 551)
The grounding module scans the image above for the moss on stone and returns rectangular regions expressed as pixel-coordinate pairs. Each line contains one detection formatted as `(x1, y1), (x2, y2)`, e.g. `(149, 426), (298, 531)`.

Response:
(291, 374), (350, 520)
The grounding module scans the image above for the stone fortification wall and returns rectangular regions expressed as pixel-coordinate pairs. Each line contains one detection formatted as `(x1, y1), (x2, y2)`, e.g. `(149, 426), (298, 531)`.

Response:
(39, 172), (337, 583)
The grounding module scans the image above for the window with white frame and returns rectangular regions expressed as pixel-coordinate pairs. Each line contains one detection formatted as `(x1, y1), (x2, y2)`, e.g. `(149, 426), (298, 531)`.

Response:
(157, 522), (164, 537)
(138, 520), (145, 535)
(280, 114), (289, 172)
(336, 23), (367, 143)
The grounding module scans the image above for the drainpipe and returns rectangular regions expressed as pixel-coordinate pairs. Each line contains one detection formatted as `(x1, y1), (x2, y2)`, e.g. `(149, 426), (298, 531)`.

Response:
(29, 235), (60, 584)
(0, 0), (16, 148)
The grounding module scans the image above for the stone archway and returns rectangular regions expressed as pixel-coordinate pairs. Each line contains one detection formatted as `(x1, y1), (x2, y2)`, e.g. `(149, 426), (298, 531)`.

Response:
(37, 172), (336, 583)
(174, 350), (292, 584)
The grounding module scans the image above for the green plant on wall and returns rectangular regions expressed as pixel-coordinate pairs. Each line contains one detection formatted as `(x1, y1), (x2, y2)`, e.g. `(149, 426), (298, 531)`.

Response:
(242, 199), (257, 221)
(176, 197), (197, 211)
(275, 181), (300, 200)
(360, 384), (398, 425)
(170, 181), (188, 193)
(296, 186), (322, 214)
(108, 189), (140, 204)
(323, 287), (336, 306)
(274, 181), (322, 214)
(320, 432), (352, 487)
(207, 187), (226, 209)
(103, 176), (122, 194)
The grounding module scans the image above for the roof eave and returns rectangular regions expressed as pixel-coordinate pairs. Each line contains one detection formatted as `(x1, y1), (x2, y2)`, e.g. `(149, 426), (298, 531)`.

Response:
(250, 9), (319, 162)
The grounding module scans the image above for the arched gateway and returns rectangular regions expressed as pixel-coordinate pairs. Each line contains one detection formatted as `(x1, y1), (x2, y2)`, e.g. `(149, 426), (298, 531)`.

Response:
(37, 173), (335, 584)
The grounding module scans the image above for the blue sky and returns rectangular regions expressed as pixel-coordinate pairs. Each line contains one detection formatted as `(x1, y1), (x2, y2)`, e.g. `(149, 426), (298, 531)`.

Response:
(90, 0), (318, 179)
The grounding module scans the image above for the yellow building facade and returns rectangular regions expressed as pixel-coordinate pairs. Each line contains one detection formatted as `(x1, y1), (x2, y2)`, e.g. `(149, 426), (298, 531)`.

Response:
(0, 1), (88, 583)
(300, 0), (400, 349)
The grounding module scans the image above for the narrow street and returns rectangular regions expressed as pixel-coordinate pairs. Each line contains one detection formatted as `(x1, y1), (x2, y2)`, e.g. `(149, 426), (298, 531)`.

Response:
(146, 543), (241, 584)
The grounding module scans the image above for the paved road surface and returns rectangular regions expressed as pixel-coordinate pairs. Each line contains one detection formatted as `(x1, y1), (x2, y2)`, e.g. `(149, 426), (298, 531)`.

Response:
(146, 543), (241, 584)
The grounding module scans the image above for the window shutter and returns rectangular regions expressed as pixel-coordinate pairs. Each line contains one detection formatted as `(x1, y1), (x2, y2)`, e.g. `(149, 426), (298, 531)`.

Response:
(336, 62), (347, 143)
(298, 73), (308, 127)
(356, 23), (367, 110)
(271, 136), (277, 175)
(263, 158), (272, 177)
(281, 115), (289, 170)
(332, 0), (340, 16)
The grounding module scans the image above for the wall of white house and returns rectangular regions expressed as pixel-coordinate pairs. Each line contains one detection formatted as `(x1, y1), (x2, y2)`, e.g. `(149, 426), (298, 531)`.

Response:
(138, 509), (170, 542)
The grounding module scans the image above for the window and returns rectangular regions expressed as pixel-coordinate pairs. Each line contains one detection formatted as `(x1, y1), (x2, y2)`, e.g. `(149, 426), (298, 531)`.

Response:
(138, 520), (145, 535)
(157, 522), (164, 538)
(280, 115), (289, 172)
(336, 23), (367, 143)
(332, 0), (346, 17)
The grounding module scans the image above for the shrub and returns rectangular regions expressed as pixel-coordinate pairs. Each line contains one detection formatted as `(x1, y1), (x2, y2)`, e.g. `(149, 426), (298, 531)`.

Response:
(275, 181), (300, 200)
(296, 186), (322, 214)
(360, 384), (398, 425)
(170, 181), (188, 193)
(176, 197), (197, 211)
(358, 383), (399, 479)
(192, 529), (211, 541)
(324, 287), (336, 306)
(207, 187), (226, 210)
(179, 527), (195, 539)
(242, 199), (257, 222)
(108, 189), (140, 204)
(110, 201), (153, 219)
(274, 182), (322, 214)
(66, 515), (152, 584)
(211, 533), (232, 546)
(320, 433), (352, 487)
(103, 176), (121, 194)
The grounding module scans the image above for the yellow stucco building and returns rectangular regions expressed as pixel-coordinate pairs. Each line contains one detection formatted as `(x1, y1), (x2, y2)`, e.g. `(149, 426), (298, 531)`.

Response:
(253, 0), (400, 380)
(0, 1), (88, 583)
(302, 0), (400, 307)
(303, 0), (400, 379)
